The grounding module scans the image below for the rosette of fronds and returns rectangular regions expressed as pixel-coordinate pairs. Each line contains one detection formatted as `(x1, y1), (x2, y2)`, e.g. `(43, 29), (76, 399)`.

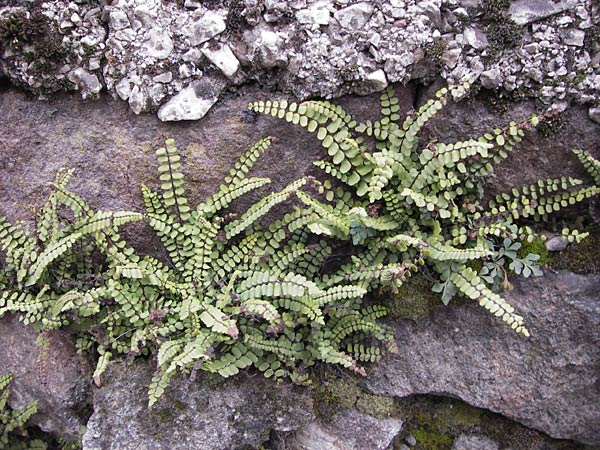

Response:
(250, 82), (599, 336)
(80, 138), (395, 407)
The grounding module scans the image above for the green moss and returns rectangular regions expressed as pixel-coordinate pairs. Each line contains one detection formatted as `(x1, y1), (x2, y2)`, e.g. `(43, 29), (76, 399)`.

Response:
(518, 237), (551, 266)
(550, 226), (600, 274)
(384, 274), (441, 321)
(412, 428), (453, 450)
(356, 392), (397, 418)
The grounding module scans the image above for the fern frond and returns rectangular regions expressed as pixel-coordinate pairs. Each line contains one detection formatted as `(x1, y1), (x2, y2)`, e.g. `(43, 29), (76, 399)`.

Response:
(156, 138), (190, 222)
(449, 266), (528, 336)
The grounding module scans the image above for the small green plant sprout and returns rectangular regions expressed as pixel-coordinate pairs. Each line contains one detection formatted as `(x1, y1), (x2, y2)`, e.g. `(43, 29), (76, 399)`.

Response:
(0, 374), (46, 450)
(249, 82), (600, 336)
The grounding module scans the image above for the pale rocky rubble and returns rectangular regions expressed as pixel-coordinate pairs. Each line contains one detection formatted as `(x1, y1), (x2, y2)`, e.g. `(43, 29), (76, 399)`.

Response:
(0, 0), (599, 121)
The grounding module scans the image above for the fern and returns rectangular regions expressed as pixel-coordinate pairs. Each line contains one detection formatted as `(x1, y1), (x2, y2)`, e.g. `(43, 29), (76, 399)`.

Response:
(0, 374), (47, 450)
(251, 83), (600, 336)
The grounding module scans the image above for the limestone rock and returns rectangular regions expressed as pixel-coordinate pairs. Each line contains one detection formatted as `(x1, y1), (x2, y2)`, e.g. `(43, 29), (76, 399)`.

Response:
(185, 10), (226, 46)
(333, 2), (374, 31)
(201, 44), (240, 78)
(452, 434), (499, 450)
(508, 0), (579, 25)
(81, 360), (314, 450)
(364, 271), (600, 445)
(157, 80), (221, 122)
(281, 408), (402, 450)
(67, 68), (102, 98)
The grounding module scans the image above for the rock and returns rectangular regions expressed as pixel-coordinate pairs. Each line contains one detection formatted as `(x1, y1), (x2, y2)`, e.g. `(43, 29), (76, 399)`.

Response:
(463, 26), (488, 49)
(452, 434), (499, 450)
(281, 408), (402, 450)
(153, 72), (173, 84)
(157, 80), (220, 122)
(508, 0), (579, 25)
(81, 360), (314, 450)
(128, 85), (148, 115)
(296, 3), (331, 26)
(201, 44), (240, 78)
(0, 315), (92, 442)
(589, 107), (600, 125)
(404, 433), (417, 446)
(364, 271), (600, 445)
(115, 78), (132, 100)
(186, 10), (226, 46)
(480, 68), (502, 89)
(545, 236), (569, 252)
(141, 26), (174, 59)
(251, 29), (288, 68)
(333, 2), (374, 31)
(109, 10), (130, 30)
(361, 69), (389, 94)
(66, 68), (102, 98)
(560, 29), (585, 46)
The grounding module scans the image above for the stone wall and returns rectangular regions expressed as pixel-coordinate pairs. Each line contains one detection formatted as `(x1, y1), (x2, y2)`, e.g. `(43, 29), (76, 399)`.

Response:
(1, 0), (599, 121)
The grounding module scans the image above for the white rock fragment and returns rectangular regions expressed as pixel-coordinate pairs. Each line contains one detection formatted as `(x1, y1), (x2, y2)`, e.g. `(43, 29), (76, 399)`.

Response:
(296, 3), (330, 26)
(334, 2), (374, 31)
(115, 78), (132, 100)
(109, 10), (130, 31)
(589, 107), (600, 125)
(253, 30), (287, 68)
(142, 27), (174, 59)
(128, 85), (147, 115)
(201, 44), (240, 78)
(153, 72), (173, 83)
(479, 69), (502, 89)
(509, 0), (578, 25)
(158, 83), (219, 121)
(67, 68), (101, 97)
(365, 69), (388, 91)
(560, 29), (585, 46)
(186, 10), (226, 46)
(463, 27), (488, 49)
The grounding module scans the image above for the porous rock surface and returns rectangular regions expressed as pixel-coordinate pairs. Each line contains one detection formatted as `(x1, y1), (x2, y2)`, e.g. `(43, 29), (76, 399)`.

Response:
(0, 0), (598, 121)
(81, 360), (315, 450)
(0, 314), (92, 442)
(279, 408), (403, 450)
(365, 271), (600, 445)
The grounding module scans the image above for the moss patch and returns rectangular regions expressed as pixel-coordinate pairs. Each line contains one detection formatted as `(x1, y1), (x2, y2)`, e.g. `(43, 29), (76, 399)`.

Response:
(412, 428), (453, 450)
(384, 274), (441, 321)
(550, 225), (600, 274)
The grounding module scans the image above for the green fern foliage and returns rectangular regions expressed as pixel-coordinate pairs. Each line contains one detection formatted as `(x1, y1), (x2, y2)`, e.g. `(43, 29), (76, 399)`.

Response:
(0, 138), (394, 408)
(250, 83), (600, 336)
(0, 374), (47, 450)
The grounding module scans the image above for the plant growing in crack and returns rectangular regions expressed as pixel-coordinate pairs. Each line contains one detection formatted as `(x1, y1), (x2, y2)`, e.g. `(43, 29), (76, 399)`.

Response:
(249, 81), (600, 336)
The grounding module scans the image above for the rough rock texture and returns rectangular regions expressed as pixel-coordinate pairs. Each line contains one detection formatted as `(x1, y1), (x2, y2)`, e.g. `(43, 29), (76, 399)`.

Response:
(279, 408), (403, 450)
(1, 0), (598, 120)
(81, 359), (315, 450)
(364, 271), (600, 445)
(0, 314), (92, 441)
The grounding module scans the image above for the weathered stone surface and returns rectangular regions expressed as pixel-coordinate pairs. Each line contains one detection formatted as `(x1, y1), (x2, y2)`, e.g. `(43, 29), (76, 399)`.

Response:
(1, 0), (598, 118)
(0, 315), (92, 442)
(364, 271), (600, 445)
(508, 0), (580, 25)
(280, 408), (403, 450)
(452, 434), (499, 450)
(81, 359), (314, 450)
